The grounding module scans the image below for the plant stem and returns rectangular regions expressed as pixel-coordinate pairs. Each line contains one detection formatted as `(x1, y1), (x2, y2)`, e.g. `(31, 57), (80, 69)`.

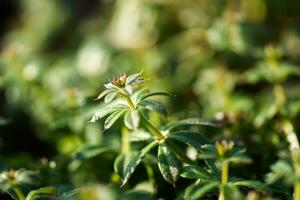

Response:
(274, 84), (285, 107)
(219, 161), (229, 200)
(121, 93), (165, 140)
(282, 120), (300, 200)
(294, 182), (300, 200)
(140, 113), (165, 140)
(121, 127), (131, 155)
(123, 94), (136, 109)
(145, 164), (156, 189)
(13, 185), (25, 200)
(221, 162), (229, 184)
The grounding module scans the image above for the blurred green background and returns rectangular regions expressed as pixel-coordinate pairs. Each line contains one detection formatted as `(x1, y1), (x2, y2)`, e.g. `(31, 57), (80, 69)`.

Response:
(1, 0), (300, 199)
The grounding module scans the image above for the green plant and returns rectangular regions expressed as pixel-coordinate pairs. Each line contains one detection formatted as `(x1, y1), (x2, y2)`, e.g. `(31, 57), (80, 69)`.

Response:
(181, 140), (264, 200)
(88, 72), (263, 199)
(89, 72), (214, 185)
(0, 169), (58, 200)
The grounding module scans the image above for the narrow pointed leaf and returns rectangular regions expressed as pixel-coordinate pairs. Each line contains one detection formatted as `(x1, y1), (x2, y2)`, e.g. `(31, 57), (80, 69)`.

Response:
(222, 184), (243, 200)
(232, 180), (265, 191)
(114, 154), (127, 179)
(166, 131), (208, 150)
(125, 71), (146, 86)
(181, 165), (212, 180)
(94, 90), (113, 100)
(90, 104), (128, 122)
(139, 100), (167, 117)
(158, 141), (182, 185)
(138, 92), (172, 102)
(104, 110), (126, 129)
(57, 188), (80, 200)
(121, 141), (159, 186)
(165, 118), (217, 131)
(26, 187), (59, 200)
(74, 145), (110, 160)
(124, 110), (140, 130)
(104, 92), (118, 103)
(184, 181), (219, 200)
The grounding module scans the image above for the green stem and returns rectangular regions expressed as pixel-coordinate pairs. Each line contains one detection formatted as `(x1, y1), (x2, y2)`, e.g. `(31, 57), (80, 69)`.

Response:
(140, 113), (164, 140)
(145, 164), (156, 189)
(294, 182), (300, 200)
(221, 162), (229, 184)
(121, 127), (131, 155)
(123, 94), (135, 109)
(273, 84), (285, 108)
(282, 120), (300, 200)
(121, 93), (164, 140)
(13, 185), (25, 200)
(219, 161), (229, 200)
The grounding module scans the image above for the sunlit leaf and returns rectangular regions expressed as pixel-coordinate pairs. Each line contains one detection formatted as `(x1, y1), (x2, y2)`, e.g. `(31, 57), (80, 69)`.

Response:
(184, 180), (219, 200)
(104, 92), (118, 103)
(232, 180), (265, 191)
(104, 110), (126, 129)
(125, 71), (146, 86)
(165, 118), (217, 131)
(181, 165), (213, 181)
(124, 110), (140, 130)
(166, 131), (208, 150)
(139, 100), (167, 117)
(26, 187), (59, 200)
(89, 104), (128, 122)
(94, 90), (113, 100)
(138, 92), (172, 102)
(157, 141), (182, 185)
(121, 141), (159, 186)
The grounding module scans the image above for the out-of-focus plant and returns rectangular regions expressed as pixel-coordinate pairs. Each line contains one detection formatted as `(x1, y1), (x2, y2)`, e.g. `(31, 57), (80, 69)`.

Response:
(89, 72), (214, 187)
(180, 140), (264, 200)
(0, 169), (58, 200)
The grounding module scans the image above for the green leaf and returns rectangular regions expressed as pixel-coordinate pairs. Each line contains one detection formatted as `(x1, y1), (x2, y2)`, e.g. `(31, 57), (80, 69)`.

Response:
(104, 92), (118, 103)
(266, 160), (295, 185)
(181, 165), (212, 181)
(57, 188), (80, 200)
(184, 181), (219, 200)
(15, 169), (39, 185)
(104, 110), (126, 129)
(221, 184), (243, 200)
(121, 141), (159, 186)
(114, 154), (127, 179)
(166, 131), (208, 150)
(158, 141), (182, 185)
(125, 71), (146, 86)
(232, 180), (264, 191)
(74, 145), (110, 160)
(26, 187), (59, 200)
(165, 118), (217, 131)
(198, 144), (218, 159)
(89, 104), (128, 122)
(94, 90), (113, 100)
(138, 91), (172, 102)
(124, 110), (140, 130)
(139, 100), (167, 117)
(225, 155), (252, 165)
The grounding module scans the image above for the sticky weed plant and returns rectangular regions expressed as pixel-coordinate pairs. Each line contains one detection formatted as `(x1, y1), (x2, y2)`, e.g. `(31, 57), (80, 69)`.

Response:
(89, 72), (263, 199)
(0, 169), (59, 200)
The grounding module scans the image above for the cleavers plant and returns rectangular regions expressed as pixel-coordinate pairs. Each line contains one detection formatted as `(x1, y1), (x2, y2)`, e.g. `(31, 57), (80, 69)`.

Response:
(0, 169), (59, 200)
(90, 72), (263, 199)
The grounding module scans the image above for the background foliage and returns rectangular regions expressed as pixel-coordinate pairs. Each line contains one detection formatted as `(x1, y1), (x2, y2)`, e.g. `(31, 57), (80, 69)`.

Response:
(1, 0), (300, 199)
